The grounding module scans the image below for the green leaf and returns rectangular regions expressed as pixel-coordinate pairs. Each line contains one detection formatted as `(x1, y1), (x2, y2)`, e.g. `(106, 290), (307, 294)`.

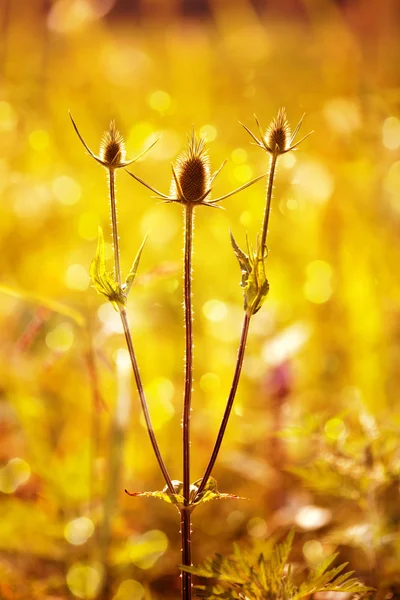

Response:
(125, 480), (185, 506)
(230, 232), (269, 316)
(123, 234), (148, 297)
(90, 227), (125, 310)
(189, 477), (245, 507)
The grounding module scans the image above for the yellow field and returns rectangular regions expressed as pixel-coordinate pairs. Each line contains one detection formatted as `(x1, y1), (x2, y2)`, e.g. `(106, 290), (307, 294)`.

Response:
(1, 1), (400, 598)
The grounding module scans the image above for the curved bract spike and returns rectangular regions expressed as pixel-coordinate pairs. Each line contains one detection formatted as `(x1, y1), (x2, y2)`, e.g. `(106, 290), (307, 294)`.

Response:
(171, 163), (186, 202)
(210, 159), (227, 184)
(125, 169), (170, 199)
(124, 136), (160, 166)
(209, 172), (266, 204)
(69, 112), (107, 167)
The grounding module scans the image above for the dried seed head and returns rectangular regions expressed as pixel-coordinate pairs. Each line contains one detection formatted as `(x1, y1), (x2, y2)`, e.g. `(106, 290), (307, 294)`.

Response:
(265, 108), (291, 154)
(99, 121), (126, 167)
(170, 130), (211, 203)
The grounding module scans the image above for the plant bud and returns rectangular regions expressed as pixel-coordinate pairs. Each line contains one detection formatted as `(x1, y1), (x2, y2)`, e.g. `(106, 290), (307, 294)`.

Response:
(99, 121), (126, 167)
(265, 107), (291, 155)
(170, 132), (211, 203)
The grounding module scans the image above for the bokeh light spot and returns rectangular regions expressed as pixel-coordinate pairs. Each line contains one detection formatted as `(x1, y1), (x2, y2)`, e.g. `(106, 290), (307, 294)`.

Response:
(231, 148), (248, 164)
(146, 129), (181, 161)
(234, 164), (253, 183)
(66, 264), (89, 291)
(262, 323), (310, 366)
(113, 580), (144, 600)
(66, 562), (103, 599)
(304, 260), (333, 304)
(323, 97), (361, 134)
(127, 122), (154, 153)
(325, 417), (347, 440)
(302, 539), (324, 564)
(48, 0), (96, 33)
(140, 378), (175, 430)
(382, 117), (400, 150)
(129, 530), (168, 569)
(203, 299), (228, 322)
(98, 303), (124, 335)
(65, 517), (95, 546)
(148, 90), (171, 113)
(281, 153), (296, 169)
(46, 322), (74, 352)
(295, 505), (332, 530)
(0, 101), (17, 131)
(384, 162), (400, 214)
(141, 208), (179, 245)
(200, 124), (217, 142)
(199, 372), (221, 393)
(53, 176), (81, 205)
(293, 160), (334, 204)
(29, 130), (50, 152)
(0, 458), (31, 494)
(247, 517), (267, 538)
(239, 210), (252, 226)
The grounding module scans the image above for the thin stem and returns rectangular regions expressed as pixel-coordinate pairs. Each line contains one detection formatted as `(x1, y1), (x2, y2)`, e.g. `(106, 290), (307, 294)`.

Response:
(107, 168), (174, 496)
(182, 203), (194, 600)
(181, 508), (192, 600)
(260, 153), (278, 254)
(109, 168), (122, 287)
(183, 203), (194, 498)
(120, 309), (175, 496)
(195, 313), (250, 498)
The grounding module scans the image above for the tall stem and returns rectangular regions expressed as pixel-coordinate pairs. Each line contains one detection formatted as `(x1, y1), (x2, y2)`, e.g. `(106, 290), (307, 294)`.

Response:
(196, 313), (250, 498)
(107, 167), (175, 496)
(182, 203), (194, 600)
(109, 168), (122, 287)
(260, 153), (278, 254)
(196, 152), (279, 499)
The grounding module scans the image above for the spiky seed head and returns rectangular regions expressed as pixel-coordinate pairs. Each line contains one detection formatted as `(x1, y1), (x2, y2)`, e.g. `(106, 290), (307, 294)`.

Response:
(170, 131), (211, 203)
(99, 121), (126, 167)
(265, 108), (291, 154)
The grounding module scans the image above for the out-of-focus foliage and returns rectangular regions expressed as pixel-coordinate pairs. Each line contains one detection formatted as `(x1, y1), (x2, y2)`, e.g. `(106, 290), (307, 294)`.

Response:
(1, 0), (400, 598)
(184, 530), (370, 599)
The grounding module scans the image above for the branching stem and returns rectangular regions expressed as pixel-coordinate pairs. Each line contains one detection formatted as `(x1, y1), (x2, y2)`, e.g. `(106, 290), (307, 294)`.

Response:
(182, 203), (194, 600)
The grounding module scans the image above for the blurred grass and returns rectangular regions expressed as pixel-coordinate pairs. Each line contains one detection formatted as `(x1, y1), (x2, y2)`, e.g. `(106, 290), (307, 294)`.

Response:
(1, 0), (400, 598)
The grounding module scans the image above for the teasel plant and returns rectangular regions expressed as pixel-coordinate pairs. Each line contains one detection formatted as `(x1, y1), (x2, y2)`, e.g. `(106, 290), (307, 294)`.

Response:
(70, 108), (310, 600)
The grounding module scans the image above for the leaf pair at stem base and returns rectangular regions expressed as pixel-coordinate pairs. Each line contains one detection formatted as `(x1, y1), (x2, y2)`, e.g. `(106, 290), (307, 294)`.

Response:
(125, 476), (244, 513)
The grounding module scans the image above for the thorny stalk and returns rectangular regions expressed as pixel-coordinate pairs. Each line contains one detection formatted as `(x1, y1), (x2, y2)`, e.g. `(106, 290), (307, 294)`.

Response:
(108, 169), (122, 288)
(181, 203), (195, 599)
(260, 152), (278, 255)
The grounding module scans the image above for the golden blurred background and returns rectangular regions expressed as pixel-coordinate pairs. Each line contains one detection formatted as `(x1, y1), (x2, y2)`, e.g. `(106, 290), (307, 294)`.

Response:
(1, 0), (400, 598)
